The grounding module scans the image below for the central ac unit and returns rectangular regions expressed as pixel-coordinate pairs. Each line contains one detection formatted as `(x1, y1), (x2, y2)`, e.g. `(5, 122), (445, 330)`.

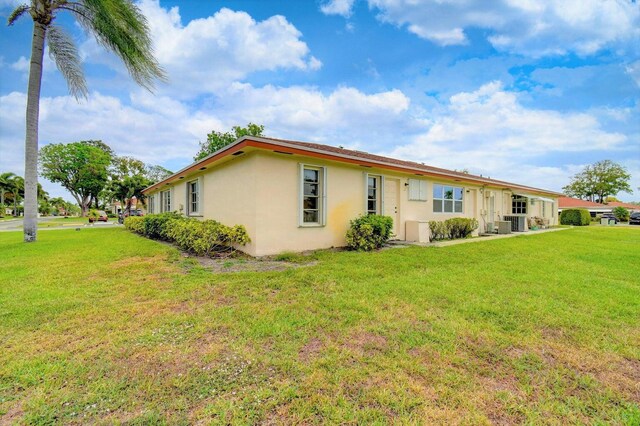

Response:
(503, 215), (526, 232)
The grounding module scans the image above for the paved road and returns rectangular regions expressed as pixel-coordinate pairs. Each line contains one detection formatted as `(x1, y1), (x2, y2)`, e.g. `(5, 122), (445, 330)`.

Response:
(0, 217), (119, 231)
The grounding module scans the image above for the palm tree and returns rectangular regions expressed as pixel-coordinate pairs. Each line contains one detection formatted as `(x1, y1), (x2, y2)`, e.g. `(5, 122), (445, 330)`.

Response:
(0, 172), (16, 216)
(8, 0), (166, 242)
(9, 176), (25, 217)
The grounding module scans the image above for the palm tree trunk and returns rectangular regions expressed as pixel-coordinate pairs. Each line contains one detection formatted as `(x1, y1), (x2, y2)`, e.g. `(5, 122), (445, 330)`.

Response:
(23, 22), (46, 242)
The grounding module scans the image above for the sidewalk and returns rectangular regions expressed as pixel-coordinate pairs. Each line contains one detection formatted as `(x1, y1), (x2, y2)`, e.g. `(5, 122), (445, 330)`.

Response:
(397, 227), (570, 248)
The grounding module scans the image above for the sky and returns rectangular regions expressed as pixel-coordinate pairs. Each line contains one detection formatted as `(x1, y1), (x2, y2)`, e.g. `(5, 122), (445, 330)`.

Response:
(0, 0), (639, 202)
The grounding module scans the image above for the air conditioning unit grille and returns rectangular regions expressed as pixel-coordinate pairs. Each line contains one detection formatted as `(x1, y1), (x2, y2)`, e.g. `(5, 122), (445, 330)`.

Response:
(503, 215), (526, 232)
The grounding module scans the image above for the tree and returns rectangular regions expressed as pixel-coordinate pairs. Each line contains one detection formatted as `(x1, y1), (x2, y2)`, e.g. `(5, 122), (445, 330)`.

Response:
(110, 174), (152, 217)
(146, 165), (173, 184)
(8, 0), (166, 243)
(563, 160), (632, 203)
(40, 141), (112, 216)
(194, 123), (265, 161)
(0, 172), (16, 214)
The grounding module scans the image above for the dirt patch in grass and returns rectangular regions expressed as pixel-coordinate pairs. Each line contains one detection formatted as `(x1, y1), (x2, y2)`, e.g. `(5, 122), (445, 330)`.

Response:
(194, 256), (318, 273)
(343, 331), (388, 356)
(298, 338), (323, 362)
(0, 401), (24, 425)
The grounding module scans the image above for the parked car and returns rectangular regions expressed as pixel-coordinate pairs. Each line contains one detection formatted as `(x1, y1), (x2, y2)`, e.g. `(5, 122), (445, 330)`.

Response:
(124, 209), (144, 217)
(630, 212), (640, 225)
(89, 210), (108, 223)
(600, 213), (618, 224)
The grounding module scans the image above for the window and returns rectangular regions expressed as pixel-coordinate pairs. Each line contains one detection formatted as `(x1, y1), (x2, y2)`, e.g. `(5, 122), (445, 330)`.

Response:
(300, 165), (326, 225)
(160, 189), (171, 212)
(367, 175), (381, 214)
(148, 195), (155, 214)
(542, 201), (546, 217)
(187, 179), (199, 215)
(433, 184), (463, 213)
(512, 195), (527, 214)
(408, 178), (427, 201)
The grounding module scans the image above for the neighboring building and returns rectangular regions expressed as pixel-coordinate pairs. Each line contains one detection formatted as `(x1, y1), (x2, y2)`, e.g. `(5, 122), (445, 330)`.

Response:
(143, 136), (560, 256)
(558, 197), (640, 216)
(558, 196), (612, 217)
(607, 201), (639, 213)
(108, 197), (145, 215)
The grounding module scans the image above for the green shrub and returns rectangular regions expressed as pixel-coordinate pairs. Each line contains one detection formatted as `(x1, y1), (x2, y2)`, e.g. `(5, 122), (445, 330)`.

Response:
(560, 208), (590, 226)
(124, 216), (144, 234)
(345, 214), (393, 251)
(445, 218), (479, 239)
(613, 206), (629, 222)
(429, 218), (478, 241)
(143, 212), (183, 240)
(428, 220), (449, 242)
(166, 218), (250, 256)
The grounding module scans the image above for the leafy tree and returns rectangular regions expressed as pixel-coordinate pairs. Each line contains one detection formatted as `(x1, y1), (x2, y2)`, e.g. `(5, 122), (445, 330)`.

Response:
(8, 0), (166, 242)
(146, 165), (173, 184)
(563, 160), (632, 203)
(40, 141), (112, 216)
(194, 123), (265, 161)
(111, 174), (152, 217)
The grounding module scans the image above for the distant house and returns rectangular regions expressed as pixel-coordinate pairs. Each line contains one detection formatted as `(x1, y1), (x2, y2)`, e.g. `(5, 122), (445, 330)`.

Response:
(108, 197), (145, 215)
(607, 201), (639, 212)
(143, 136), (560, 256)
(558, 197), (639, 216)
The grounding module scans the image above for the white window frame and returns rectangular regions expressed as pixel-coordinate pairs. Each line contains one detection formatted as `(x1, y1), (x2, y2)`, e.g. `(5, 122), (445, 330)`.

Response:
(364, 174), (384, 215)
(186, 178), (201, 216)
(160, 189), (172, 213)
(408, 178), (427, 201)
(299, 164), (327, 227)
(512, 195), (527, 215)
(148, 195), (155, 214)
(433, 184), (464, 213)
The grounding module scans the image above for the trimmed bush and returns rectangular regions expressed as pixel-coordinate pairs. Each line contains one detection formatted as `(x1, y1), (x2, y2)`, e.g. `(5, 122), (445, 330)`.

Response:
(166, 218), (250, 256)
(446, 218), (478, 239)
(613, 206), (629, 222)
(345, 214), (393, 251)
(124, 216), (144, 234)
(143, 212), (183, 240)
(428, 218), (478, 242)
(428, 220), (448, 242)
(560, 208), (590, 226)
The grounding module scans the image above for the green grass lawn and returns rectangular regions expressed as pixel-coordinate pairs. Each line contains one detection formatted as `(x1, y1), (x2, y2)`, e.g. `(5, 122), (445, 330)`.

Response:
(1, 227), (639, 424)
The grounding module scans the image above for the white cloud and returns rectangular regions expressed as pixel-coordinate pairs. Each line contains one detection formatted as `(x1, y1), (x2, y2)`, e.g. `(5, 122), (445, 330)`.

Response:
(627, 60), (640, 87)
(364, 0), (640, 57)
(320, 0), (356, 17)
(10, 56), (28, 71)
(81, 1), (321, 98)
(387, 81), (630, 192)
(0, 83), (416, 198)
(2, 79), (633, 200)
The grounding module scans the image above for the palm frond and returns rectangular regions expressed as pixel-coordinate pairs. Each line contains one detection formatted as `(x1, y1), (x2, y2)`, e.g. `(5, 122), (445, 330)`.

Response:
(47, 24), (88, 99)
(70, 0), (167, 91)
(7, 4), (30, 26)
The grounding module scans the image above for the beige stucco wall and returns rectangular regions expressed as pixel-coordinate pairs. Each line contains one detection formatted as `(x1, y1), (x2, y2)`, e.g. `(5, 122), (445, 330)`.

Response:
(147, 150), (557, 256)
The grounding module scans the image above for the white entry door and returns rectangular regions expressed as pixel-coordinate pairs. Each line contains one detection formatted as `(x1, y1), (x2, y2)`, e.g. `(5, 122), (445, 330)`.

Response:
(383, 178), (400, 238)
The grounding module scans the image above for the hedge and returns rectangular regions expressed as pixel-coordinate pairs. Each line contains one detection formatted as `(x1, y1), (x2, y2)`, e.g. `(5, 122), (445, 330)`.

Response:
(560, 208), (590, 226)
(345, 214), (393, 251)
(124, 213), (250, 256)
(124, 216), (144, 234)
(428, 218), (479, 242)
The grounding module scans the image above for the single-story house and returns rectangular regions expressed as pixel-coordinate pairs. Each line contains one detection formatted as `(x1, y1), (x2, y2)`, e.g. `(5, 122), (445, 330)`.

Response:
(607, 201), (639, 213)
(558, 197), (640, 216)
(143, 136), (560, 256)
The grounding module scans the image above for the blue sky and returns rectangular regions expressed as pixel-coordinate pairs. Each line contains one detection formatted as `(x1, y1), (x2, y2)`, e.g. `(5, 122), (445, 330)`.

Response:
(1, 0), (639, 201)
